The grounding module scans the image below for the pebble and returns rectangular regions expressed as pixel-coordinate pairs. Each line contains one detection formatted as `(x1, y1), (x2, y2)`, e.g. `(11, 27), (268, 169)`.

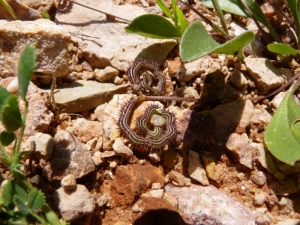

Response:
(251, 171), (266, 186)
(254, 192), (266, 206)
(61, 174), (77, 190)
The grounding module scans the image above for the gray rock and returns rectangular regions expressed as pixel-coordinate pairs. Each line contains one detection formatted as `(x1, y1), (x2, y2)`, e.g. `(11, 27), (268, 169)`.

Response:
(188, 150), (209, 185)
(61, 174), (77, 190)
(165, 184), (258, 225)
(253, 192), (266, 206)
(23, 132), (54, 160)
(244, 58), (290, 94)
(52, 184), (95, 221)
(226, 133), (254, 169)
(47, 80), (128, 113)
(113, 138), (133, 158)
(178, 56), (221, 82)
(0, 19), (70, 77)
(42, 130), (95, 181)
(251, 171), (266, 186)
(95, 66), (119, 83)
(55, 0), (176, 71)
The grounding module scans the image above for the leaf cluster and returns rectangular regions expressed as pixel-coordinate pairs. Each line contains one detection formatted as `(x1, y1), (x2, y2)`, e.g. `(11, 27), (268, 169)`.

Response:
(0, 44), (67, 224)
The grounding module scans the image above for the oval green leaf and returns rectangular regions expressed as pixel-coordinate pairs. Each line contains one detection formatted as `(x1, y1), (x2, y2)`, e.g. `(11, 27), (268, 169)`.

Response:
(2, 95), (22, 132)
(0, 86), (12, 121)
(265, 82), (300, 165)
(267, 43), (298, 56)
(28, 190), (45, 210)
(18, 43), (37, 100)
(180, 21), (219, 61)
(202, 0), (248, 17)
(0, 131), (16, 146)
(125, 14), (180, 39)
(180, 21), (254, 62)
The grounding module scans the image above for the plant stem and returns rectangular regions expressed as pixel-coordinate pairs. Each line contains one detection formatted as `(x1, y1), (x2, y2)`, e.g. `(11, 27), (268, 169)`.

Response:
(211, 0), (228, 35)
(179, 0), (229, 38)
(14, 100), (28, 156)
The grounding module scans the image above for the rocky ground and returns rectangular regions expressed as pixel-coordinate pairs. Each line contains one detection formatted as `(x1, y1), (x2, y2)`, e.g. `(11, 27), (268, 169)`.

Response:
(1, 0), (300, 224)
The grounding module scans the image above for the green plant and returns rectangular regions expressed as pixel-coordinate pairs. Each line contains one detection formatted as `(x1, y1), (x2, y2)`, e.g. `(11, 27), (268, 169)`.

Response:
(0, 43), (67, 225)
(125, 0), (254, 61)
(0, 0), (17, 19)
(265, 77), (300, 165)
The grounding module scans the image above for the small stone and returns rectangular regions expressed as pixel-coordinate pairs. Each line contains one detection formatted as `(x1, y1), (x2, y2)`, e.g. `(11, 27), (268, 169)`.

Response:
(92, 151), (104, 166)
(167, 170), (191, 187)
(114, 76), (123, 85)
(182, 87), (200, 108)
(95, 66), (119, 83)
(178, 56), (221, 82)
(244, 58), (290, 94)
(112, 138), (133, 158)
(254, 192), (266, 206)
(23, 132), (54, 160)
(61, 174), (77, 190)
(151, 182), (162, 190)
(188, 151), (209, 185)
(109, 161), (117, 168)
(150, 114), (166, 126)
(251, 171), (266, 186)
(226, 133), (254, 169)
(96, 194), (108, 207)
(52, 184), (95, 221)
(278, 197), (287, 206)
(149, 152), (161, 162)
(148, 189), (164, 198)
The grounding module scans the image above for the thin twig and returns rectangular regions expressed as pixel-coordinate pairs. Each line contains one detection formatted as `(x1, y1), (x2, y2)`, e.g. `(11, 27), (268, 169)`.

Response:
(248, 72), (300, 103)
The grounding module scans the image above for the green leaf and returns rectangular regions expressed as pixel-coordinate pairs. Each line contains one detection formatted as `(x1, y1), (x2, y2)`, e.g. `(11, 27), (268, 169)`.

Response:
(0, 86), (12, 121)
(125, 14), (180, 39)
(28, 190), (45, 211)
(202, 0), (248, 17)
(0, 131), (16, 146)
(156, 0), (172, 19)
(286, 0), (300, 42)
(213, 30), (255, 55)
(0, 0), (17, 19)
(175, 5), (188, 35)
(243, 0), (280, 42)
(2, 180), (26, 204)
(267, 43), (298, 56)
(14, 195), (30, 216)
(18, 43), (37, 100)
(265, 81), (300, 165)
(180, 21), (254, 61)
(180, 21), (219, 61)
(171, 0), (178, 28)
(1, 95), (22, 132)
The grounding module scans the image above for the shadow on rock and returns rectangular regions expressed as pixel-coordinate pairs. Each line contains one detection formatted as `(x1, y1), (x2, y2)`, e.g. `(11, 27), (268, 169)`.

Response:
(133, 209), (187, 225)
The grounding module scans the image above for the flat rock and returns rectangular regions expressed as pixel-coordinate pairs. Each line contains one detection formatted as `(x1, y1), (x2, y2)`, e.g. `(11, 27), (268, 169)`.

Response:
(48, 80), (128, 113)
(165, 184), (259, 225)
(0, 19), (70, 77)
(42, 130), (95, 181)
(55, 0), (176, 71)
(244, 58), (290, 94)
(110, 164), (164, 206)
(52, 184), (95, 221)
